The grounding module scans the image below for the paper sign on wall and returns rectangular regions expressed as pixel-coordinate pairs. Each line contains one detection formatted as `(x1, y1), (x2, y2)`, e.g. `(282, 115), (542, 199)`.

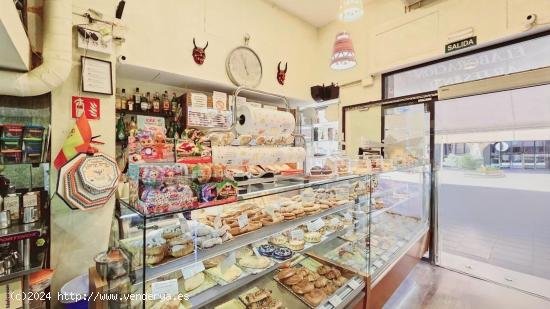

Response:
(191, 93), (208, 110)
(213, 91), (227, 111)
(71, 96), (100, 119)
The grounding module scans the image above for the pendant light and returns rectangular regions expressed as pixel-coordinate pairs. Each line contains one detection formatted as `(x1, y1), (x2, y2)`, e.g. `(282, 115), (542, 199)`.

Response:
(339, 0), (364, 22)
(330, 32), (357, 70)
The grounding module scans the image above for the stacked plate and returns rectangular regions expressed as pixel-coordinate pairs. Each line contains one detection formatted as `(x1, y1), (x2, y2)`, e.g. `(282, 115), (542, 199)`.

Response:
(57, 153), (120, 210)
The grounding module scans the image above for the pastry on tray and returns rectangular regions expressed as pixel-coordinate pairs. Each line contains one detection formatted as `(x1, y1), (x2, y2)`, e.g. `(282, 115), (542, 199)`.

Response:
(287, 239), (305, 251)
(273, 247), (293, 260)
(204, 255), (225, 269)
(238, 255), (271, 269)
(184, 272), (205, 292)
(304, 290), (327, 306)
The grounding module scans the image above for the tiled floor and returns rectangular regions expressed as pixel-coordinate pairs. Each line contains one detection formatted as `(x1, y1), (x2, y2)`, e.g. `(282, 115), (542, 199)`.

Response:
(383, 262), (550, 309)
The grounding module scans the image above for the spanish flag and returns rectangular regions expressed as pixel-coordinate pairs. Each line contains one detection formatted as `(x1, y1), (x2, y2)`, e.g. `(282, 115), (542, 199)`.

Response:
(54, 114), (92, 169)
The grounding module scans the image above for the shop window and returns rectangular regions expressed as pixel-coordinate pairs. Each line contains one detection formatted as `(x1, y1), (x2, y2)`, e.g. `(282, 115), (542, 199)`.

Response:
(383, 33), (550, 98)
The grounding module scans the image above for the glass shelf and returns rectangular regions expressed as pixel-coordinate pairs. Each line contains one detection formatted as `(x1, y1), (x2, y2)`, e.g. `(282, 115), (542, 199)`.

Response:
(120, 174), (365, 219)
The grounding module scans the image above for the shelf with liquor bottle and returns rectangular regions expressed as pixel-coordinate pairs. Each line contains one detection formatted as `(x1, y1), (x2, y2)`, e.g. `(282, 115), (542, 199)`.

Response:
(115, 88), (181, 119)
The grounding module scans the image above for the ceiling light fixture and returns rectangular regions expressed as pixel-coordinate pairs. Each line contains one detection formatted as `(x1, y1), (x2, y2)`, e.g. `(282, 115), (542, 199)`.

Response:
(339, 0), (364, 22)
(330, 32), (357, 70)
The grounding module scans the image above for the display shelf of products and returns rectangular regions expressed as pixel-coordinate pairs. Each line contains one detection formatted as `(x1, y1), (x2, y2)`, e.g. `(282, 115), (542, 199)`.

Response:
(206, 261), (365, 309)
(119, 174), (361, 219)
(238, 175), (360, 201)
(127, 201), (354, 283)
(116, 109), (175, 119)
(189, 227), (352, 308)
(370, 193), (420, 219)
(0, 259), (43, 282)
(0, 221), (43, 242)
(370, 225), (429, 283)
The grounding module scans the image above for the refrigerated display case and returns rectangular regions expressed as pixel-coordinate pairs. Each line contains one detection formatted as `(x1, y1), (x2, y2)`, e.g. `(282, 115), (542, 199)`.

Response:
(91, 162), (429, 309)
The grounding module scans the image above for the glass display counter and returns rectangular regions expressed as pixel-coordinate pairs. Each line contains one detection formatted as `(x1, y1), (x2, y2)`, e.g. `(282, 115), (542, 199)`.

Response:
(102, 164), (429, 309)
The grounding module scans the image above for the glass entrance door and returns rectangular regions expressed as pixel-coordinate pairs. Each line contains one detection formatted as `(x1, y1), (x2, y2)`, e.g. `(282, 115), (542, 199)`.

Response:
(434, 84), (550, 298)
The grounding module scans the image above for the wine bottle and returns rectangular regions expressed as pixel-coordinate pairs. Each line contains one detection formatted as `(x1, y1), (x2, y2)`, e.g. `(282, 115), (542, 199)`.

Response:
(116, 114), (127, 143)
(153, 92), (161, 113)
(162, 91), (171, 115)
(171, 92), (178, 115)
(120, 88), (127, 110)
(134, 88), (142, 112)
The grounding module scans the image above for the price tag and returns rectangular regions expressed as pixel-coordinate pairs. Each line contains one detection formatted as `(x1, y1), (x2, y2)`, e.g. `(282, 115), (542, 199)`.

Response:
(348, 279), (360, 289)
(181, 261), (205, 279)
(238, 214), (249, 228)
(290, 230), (304, 241)
(151, 279), (179, 299)
(329, 295), (342, 306)
(220, 252), (236, 273)
(307, 219), (325, 232)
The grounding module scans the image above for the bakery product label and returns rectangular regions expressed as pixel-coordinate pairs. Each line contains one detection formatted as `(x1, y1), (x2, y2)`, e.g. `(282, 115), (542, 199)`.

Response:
(329, 295), (342, 306)
(290, 230), (304, 241)
(151, 279), (179, 299)
(238, 213), (249, 228)
(181, 261), (205, 279)
(307, 219), (325, 232)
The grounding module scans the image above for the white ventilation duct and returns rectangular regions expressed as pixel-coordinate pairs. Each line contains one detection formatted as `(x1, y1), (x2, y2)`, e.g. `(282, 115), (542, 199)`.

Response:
(0, 0), (72, 97)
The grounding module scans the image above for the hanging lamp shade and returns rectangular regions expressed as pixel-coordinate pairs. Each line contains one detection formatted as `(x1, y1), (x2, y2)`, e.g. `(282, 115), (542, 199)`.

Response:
(339, 0), (364, 22)
(330, 32), (357, 70)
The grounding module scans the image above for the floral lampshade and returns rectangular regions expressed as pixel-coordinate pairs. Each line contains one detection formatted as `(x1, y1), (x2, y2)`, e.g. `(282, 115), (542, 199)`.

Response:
(339, 0), (364, 22)
(330, 32), (357, 70)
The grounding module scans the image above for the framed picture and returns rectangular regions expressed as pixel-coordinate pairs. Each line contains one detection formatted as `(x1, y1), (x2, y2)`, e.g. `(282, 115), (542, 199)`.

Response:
(81, 56), (113, 95)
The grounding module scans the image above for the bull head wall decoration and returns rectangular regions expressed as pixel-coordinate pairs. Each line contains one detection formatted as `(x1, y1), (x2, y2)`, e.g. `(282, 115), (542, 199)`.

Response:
(277, 61), (288, 85)
(192, 38), (209, 65)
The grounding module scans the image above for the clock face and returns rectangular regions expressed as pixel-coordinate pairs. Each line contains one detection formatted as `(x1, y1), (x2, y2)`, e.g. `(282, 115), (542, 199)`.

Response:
(227, 47), (262, 88)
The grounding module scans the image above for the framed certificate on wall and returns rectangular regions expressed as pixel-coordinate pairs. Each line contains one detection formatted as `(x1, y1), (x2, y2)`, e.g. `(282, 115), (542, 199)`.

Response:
(81, 56), (113, 95)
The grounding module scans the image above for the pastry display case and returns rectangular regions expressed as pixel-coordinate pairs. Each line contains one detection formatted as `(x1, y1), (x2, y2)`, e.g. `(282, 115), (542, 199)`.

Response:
(97, 162), (429, 309)
(110, 173), (370, 309)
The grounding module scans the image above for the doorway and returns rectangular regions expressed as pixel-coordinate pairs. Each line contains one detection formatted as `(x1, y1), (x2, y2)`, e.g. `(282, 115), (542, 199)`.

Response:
(434, 83), (550, 298)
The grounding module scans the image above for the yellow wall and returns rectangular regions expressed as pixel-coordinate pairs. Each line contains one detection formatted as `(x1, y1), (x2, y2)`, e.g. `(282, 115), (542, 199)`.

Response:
(317, 0), (550, 154)
(49, 0), (319, 296)
(119, 0), (319, 100)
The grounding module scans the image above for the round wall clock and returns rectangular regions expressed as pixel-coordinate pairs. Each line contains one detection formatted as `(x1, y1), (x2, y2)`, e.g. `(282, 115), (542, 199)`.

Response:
(226, 46), (263, 88)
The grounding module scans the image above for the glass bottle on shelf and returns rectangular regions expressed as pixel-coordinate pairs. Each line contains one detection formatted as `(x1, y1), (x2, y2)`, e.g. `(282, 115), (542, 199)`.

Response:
(166, 120), (177, 138)
(128, 116), (137, 138)
(127, 91), (134, 112)
(116, 114), (127, 143)
(171, 92), (179, 115)
(162, 91), (171, 115)
(120, 88), (127, 111)
(115, 88), (122, 110)
(153, 92), (161, 113)
(141, 92), (150, 112)
(134, 88), (142, 112)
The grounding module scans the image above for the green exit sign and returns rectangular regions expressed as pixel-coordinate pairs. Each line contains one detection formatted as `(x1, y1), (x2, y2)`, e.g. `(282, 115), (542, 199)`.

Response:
(445, 36), (477, 53)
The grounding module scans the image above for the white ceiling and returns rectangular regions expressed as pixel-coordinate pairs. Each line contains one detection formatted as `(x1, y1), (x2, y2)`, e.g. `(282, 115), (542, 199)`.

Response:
(267, 0), (372, 28)
(266, 0), (345, 28)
